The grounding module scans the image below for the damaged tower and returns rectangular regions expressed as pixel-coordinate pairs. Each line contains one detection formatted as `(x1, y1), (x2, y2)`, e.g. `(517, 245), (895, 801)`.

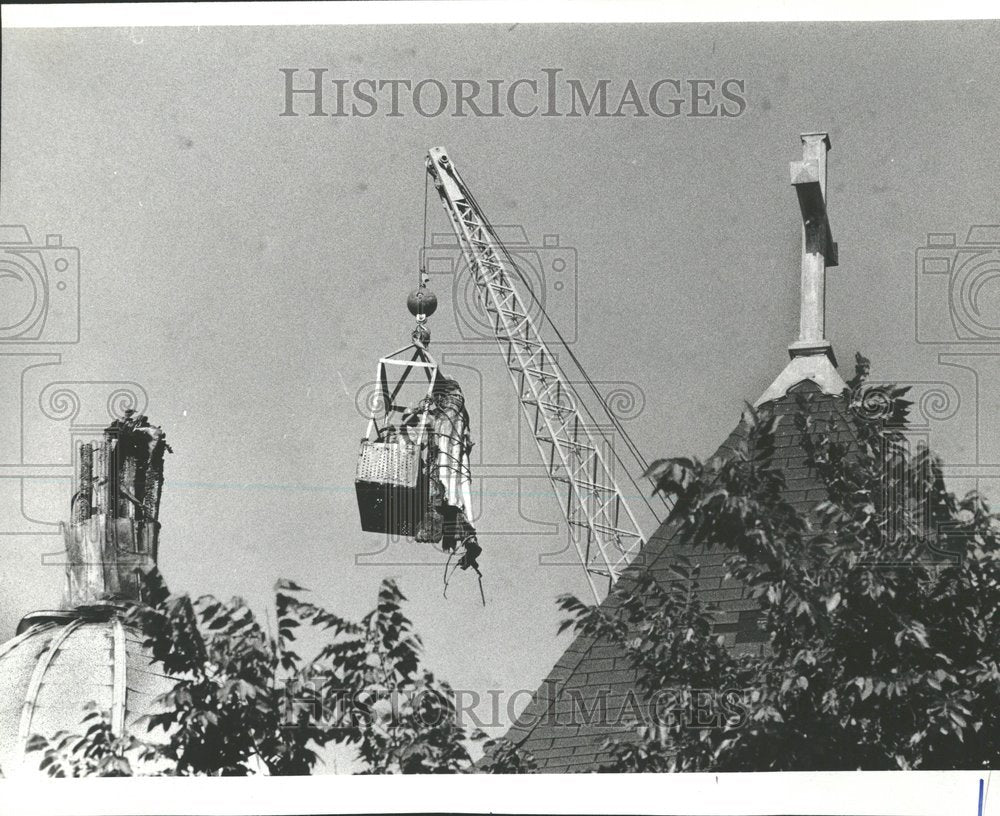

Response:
(0, 410), (174, 776)
(63, 410), (169, 606)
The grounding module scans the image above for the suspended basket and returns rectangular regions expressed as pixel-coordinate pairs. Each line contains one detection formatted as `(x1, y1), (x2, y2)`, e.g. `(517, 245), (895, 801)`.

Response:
(355, 343), (440, 539)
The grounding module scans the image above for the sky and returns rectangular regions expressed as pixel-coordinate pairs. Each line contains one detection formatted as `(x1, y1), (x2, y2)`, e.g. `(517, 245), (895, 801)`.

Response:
(2, 19), (1000, 760)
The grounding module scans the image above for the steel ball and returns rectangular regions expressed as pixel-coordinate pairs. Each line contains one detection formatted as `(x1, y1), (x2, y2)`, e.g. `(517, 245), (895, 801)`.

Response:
(407, 286), (438, 318)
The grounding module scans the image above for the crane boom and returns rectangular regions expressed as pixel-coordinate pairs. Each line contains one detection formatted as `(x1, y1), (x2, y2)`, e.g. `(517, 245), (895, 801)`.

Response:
(426, 147), (646, 601)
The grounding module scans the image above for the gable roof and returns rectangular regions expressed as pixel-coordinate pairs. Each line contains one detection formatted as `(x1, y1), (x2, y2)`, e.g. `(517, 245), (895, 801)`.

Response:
(501, 380), (859, 772)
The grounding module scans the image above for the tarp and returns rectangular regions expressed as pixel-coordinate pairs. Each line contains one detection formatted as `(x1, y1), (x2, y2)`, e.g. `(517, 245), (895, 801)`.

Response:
(400, 375), (481, 571)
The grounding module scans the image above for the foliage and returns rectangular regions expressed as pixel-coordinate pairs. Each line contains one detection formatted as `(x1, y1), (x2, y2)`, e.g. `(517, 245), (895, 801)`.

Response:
(24, 703), (161, 777)
(27, 577), (480, 775)
(560, 354), (1000, 771)
(476, 736), (537, 773)
(29, 351), (995, 774)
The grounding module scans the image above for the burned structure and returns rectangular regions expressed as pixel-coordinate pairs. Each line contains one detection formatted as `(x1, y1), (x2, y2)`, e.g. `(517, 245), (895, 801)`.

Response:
(0, 411), (174, 776)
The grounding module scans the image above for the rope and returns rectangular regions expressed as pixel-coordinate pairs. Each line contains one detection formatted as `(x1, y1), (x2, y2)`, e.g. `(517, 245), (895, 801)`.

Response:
(476, 569), (486, 607)
(442, 534), (485, 607)
(442, 548), (455, 598)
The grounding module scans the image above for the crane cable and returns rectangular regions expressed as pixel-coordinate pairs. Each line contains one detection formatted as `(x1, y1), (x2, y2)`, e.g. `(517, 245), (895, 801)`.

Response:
(420, 170), (430, 286)
(452, 178), (665, 521)
(449, 175), (672, 523)
(491, 218), (672, 521)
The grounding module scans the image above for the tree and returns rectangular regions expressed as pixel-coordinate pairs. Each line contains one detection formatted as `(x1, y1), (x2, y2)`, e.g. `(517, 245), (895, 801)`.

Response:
(25, 703), (160, 777)
(28, 576), (483, 775)
(35, 356), (990, 775)
(476, 737), (538, 773)
(560, 356), (1000, 771)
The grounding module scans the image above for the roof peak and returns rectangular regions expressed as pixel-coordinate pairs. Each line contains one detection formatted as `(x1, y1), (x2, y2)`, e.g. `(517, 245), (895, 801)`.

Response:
(755, 352), (848, 407)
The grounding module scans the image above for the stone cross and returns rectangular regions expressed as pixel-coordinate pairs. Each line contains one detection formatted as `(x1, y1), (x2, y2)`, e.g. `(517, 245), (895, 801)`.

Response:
(788, 132), (838, 364)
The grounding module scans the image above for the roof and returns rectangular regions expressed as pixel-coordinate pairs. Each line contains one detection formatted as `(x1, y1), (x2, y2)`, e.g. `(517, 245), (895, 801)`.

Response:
(501, 379), (859, 772)
(0, 607), (173, 777)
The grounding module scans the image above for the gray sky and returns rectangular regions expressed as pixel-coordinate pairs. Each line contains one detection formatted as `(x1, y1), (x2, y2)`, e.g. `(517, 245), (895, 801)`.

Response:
(2, 20), (1000, 755)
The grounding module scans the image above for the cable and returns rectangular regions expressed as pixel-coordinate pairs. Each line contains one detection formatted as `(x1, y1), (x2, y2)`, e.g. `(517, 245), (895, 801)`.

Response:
(462, 181), (658, 512)
(420, 170), (430, 286)
(456, 172), (672, 523)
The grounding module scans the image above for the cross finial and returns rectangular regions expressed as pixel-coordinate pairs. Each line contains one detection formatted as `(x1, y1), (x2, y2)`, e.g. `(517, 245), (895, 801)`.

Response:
(755, 131), (847, 406)
(788, 132), (838, 365)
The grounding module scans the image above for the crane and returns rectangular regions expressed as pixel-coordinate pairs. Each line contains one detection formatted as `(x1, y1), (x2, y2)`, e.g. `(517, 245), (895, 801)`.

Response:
(425, 147), (656, 602)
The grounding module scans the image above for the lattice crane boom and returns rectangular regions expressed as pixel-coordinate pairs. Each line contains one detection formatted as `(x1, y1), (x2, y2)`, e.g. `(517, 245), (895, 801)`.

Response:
(426, 147), (646, 601)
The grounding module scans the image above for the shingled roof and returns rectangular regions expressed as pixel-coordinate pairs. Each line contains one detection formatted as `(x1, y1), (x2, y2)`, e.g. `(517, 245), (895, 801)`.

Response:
(502, 378), (859, 772)
(496, 131), (855, 772)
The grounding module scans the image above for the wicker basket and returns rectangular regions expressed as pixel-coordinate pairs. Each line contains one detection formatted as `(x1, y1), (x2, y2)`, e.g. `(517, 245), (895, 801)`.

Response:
(355, 439), (430, 537)
(356, 439), (421, 486)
